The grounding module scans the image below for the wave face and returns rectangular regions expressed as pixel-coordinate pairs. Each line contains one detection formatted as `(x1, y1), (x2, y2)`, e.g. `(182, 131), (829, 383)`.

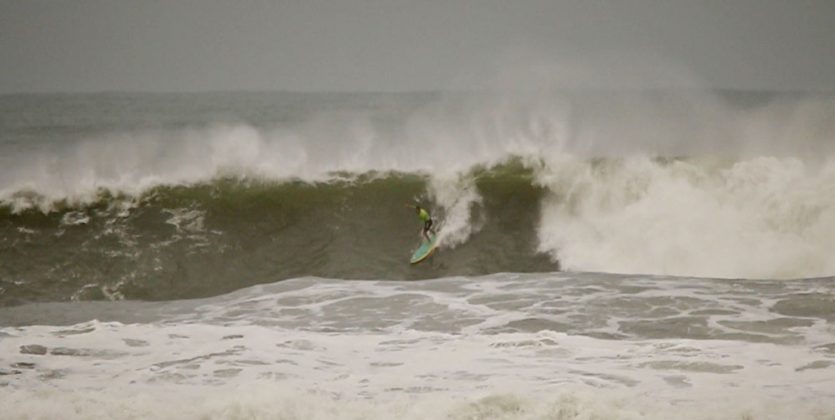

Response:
(0, 170), (555, 305)
(1, 91), (835, 304)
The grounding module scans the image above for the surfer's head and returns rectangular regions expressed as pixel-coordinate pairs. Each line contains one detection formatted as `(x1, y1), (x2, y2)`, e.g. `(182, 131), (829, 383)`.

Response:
(414, 205), (421, 213)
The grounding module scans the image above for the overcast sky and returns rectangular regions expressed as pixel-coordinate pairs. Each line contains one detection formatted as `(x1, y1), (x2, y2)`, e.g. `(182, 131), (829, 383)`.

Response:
(1, 0), (834, 93)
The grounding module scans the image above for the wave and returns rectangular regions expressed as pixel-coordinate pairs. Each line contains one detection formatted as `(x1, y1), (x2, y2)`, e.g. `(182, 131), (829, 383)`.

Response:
(0, 164), (553, 305)
(1, 91), (834, 305)
(2, 155), (835, 306)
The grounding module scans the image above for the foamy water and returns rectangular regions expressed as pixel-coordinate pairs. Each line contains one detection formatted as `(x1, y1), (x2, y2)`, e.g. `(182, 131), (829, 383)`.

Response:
(535, 155), (835, 279)
(1, 274), (834, 419)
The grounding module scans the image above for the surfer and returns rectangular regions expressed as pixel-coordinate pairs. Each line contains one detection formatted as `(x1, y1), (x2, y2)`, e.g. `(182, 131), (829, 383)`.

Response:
(413, 205), (434, 243)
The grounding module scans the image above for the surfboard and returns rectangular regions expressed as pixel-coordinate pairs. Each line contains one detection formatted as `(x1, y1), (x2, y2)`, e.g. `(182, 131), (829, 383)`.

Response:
(410, 233), (438, 265)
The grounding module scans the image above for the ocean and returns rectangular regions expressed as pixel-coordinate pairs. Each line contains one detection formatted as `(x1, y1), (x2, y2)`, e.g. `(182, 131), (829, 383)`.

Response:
(0, 91), (833, 419)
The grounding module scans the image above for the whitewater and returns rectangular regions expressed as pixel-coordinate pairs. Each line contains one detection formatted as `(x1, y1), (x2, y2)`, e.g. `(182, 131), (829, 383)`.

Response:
(1, 90), (834, 419)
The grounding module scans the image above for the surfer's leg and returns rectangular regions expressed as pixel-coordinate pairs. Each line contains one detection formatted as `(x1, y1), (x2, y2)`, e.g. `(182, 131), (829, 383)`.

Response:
(424, 219), (433, 240)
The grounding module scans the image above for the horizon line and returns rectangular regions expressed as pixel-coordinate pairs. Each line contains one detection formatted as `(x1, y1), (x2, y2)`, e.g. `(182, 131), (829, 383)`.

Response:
(2, 86), (834, 97)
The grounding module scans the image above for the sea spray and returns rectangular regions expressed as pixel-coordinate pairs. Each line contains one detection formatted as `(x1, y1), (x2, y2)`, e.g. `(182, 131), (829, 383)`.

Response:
(428, 174), (483, 248)
(535, 154), (835, 278)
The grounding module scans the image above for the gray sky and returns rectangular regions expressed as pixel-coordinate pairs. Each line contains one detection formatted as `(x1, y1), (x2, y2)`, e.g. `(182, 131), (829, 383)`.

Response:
(1, 0), (834, 93)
